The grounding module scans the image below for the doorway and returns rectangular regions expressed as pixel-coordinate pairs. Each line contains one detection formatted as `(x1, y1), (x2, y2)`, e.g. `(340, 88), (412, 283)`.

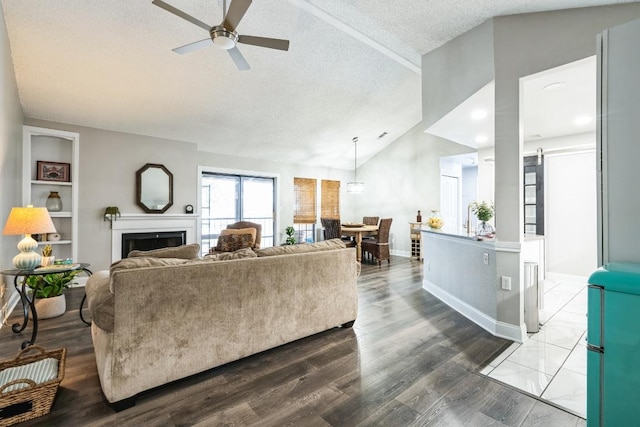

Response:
(201, 172), (275, 253)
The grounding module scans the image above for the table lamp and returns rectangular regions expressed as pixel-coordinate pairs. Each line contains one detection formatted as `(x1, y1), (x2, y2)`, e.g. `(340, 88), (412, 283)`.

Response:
(2, 205), (57, 270)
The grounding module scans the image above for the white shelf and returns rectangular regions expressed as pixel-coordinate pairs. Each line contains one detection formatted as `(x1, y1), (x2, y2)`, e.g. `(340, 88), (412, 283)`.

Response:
(37, 240), (72, 246)
(48, 211), (72, 218)
(31, 180), (73, 186)
(23, 126), (79, 262)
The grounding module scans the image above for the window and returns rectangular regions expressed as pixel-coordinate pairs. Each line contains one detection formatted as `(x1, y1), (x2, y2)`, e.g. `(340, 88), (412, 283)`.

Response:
(321, 180), (340, 220)
(293, 177), (317, 243)
(201, 173), (275, 253)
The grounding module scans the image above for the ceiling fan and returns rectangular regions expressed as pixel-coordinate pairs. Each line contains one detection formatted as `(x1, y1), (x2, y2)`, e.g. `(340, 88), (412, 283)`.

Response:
(152, 0), (290, 71)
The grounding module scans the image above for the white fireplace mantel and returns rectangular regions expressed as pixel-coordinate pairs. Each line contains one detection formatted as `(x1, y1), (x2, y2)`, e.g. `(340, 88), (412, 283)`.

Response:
(111, 214), (199, 262)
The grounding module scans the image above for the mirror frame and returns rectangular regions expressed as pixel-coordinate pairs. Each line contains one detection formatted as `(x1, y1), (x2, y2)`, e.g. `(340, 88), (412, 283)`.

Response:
(136, 163), (174, 213)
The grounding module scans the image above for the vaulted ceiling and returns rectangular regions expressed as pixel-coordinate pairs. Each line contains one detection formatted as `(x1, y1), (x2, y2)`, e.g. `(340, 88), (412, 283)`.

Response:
(1, 1), (634, 169)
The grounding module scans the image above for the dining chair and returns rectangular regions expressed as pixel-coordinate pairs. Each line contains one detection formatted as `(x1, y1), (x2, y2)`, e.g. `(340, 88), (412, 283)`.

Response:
(362, 216), (379, 241)
(362, 216), (379, 226)
(361, 218), (393, 265)
(321, 218), (355, 247)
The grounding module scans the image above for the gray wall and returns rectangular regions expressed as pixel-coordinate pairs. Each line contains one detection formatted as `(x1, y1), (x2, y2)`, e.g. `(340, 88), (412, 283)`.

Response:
(0, 1), (24, 319)
(22, 119), (354, 271)
(422, 19), (494, 130)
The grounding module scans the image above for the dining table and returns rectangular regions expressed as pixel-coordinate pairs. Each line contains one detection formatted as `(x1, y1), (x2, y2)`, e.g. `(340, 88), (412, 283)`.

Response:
(340, 224), (379, 262)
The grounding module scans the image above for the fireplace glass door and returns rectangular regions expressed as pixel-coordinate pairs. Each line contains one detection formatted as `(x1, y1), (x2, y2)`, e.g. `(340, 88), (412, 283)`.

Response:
(201, 173), (275, 253)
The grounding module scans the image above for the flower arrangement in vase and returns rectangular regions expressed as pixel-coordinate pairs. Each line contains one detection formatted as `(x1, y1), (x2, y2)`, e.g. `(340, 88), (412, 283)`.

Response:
(471, 201), (495, 236)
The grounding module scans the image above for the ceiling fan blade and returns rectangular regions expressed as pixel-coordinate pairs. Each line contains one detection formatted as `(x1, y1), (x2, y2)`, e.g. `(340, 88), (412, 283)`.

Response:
(152, 0), (211, 32)
(238, 35), (290, 51)
(223, 0), (252, 32)
(172, 38), (212, 54)
(228, 47), (251, 71)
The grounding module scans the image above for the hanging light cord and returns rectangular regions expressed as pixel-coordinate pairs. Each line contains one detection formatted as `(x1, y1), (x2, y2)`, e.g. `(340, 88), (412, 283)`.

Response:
(353, 137), (358, 180)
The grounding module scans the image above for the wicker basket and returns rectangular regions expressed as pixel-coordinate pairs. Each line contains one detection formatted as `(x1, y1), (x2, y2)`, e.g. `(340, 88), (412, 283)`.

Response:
(0, 346), (66, 427)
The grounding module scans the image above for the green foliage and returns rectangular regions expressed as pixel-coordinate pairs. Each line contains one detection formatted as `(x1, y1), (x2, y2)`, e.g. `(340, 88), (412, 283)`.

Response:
(25, 270), (80, 299)
(285, 226), (296, 245)
(471, 201), (495, 222)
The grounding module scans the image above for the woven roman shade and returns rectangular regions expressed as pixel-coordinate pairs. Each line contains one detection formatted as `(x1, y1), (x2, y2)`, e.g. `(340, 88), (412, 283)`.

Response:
(294, 177), (317, 224)
(321, 180), (340, 220)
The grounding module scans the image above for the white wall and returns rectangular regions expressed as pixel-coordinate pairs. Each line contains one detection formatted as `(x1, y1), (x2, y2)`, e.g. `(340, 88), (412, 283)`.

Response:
(0, 1), (25, 322)
(354, 122), (474, 256)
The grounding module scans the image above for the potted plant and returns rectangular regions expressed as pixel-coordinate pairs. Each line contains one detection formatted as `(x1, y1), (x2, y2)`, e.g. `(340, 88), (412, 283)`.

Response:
(41, 244), (55, 266)
(471, 201), (495, 236)
(285, 226), (296, 245)
(25, 269), (80, 319)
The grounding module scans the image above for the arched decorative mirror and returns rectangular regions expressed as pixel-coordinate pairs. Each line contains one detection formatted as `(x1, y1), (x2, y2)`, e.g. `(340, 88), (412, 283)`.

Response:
(136, 163), (173, 213)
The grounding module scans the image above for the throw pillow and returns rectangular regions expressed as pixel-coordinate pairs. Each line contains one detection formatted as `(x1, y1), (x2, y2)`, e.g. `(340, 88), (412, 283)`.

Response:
(128, 243), (200, 259)
(215, 233), (254, 252)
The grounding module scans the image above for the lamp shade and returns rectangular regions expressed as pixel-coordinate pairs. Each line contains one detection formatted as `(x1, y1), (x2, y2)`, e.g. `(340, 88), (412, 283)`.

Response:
(3, 206), (57, 270)
(3, 206), (57, 236)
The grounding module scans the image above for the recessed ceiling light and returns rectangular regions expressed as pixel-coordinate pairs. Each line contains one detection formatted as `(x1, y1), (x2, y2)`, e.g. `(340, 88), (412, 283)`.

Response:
(527, 134), (543, 139)
(377, 131), (388, 139)
(574, 116), (592, 125)
(470, 110), (488, 121)
(474, 135), (488, 144)
(543, 82), (566, 91)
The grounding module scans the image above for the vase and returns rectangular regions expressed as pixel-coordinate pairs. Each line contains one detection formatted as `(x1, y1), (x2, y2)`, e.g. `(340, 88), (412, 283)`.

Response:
(41, 256), (55, 266)
(477, 221), (494, 236)
(34, 294), (66, 319)
(46, 191), (62, 212)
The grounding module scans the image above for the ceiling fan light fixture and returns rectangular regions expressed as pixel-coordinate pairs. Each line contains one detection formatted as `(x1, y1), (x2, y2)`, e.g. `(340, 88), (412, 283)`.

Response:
(210, 26), (238, 50)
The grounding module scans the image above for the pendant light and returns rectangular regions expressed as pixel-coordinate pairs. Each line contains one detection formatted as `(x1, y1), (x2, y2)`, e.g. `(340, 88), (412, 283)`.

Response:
(347, 137), (365, 193)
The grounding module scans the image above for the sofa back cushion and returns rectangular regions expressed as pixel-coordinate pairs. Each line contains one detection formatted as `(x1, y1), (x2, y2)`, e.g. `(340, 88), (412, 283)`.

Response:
(128, 243), (200, 259)
(204, 247), (257, 261)
(255, 238), (346, 257)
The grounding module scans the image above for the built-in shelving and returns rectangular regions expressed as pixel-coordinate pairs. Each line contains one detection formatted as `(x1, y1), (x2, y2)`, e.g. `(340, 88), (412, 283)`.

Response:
(23, 126), (80, 262)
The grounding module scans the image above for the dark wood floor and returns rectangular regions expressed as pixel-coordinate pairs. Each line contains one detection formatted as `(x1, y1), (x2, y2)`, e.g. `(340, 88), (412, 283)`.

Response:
(0, 256), (585, 426)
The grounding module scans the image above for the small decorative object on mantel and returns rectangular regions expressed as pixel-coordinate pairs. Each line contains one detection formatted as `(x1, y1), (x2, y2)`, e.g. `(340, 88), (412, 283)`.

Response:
(103, 207), (121, 229)
(427, 210), (444, 230)
(416, 210), (422, 222)
(471, 200), (495, 236)
(45, 191), (62, 212)
(185, 204), (194, 214)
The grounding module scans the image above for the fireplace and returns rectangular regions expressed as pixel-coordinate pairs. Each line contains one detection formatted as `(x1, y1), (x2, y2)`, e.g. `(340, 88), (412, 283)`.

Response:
(110, 214), (197, 263)
(121, 230), (187, 259)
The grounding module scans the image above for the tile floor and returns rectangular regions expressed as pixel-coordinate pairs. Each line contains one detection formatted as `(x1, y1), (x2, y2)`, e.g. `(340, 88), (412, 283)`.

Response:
(480, 276), (587, 418)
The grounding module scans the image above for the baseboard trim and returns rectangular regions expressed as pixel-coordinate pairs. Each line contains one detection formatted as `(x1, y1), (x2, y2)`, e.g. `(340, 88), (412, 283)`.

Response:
(422, 279), (525, 343)
(391, 250), (410, 258)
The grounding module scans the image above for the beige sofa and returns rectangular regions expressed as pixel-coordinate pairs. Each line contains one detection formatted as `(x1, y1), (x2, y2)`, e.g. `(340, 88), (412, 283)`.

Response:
(85, 240), (358, 408)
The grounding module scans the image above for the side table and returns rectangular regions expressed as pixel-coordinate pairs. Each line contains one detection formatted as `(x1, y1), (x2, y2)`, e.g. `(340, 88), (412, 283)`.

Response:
(1, 263), (92, 349)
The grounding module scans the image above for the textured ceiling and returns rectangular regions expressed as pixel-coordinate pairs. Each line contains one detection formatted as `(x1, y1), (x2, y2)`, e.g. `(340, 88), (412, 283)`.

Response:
(0, 0), (635, 169)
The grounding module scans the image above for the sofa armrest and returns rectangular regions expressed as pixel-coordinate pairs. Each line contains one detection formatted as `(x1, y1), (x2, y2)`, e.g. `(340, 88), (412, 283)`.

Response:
(85, 270), (115, 332)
